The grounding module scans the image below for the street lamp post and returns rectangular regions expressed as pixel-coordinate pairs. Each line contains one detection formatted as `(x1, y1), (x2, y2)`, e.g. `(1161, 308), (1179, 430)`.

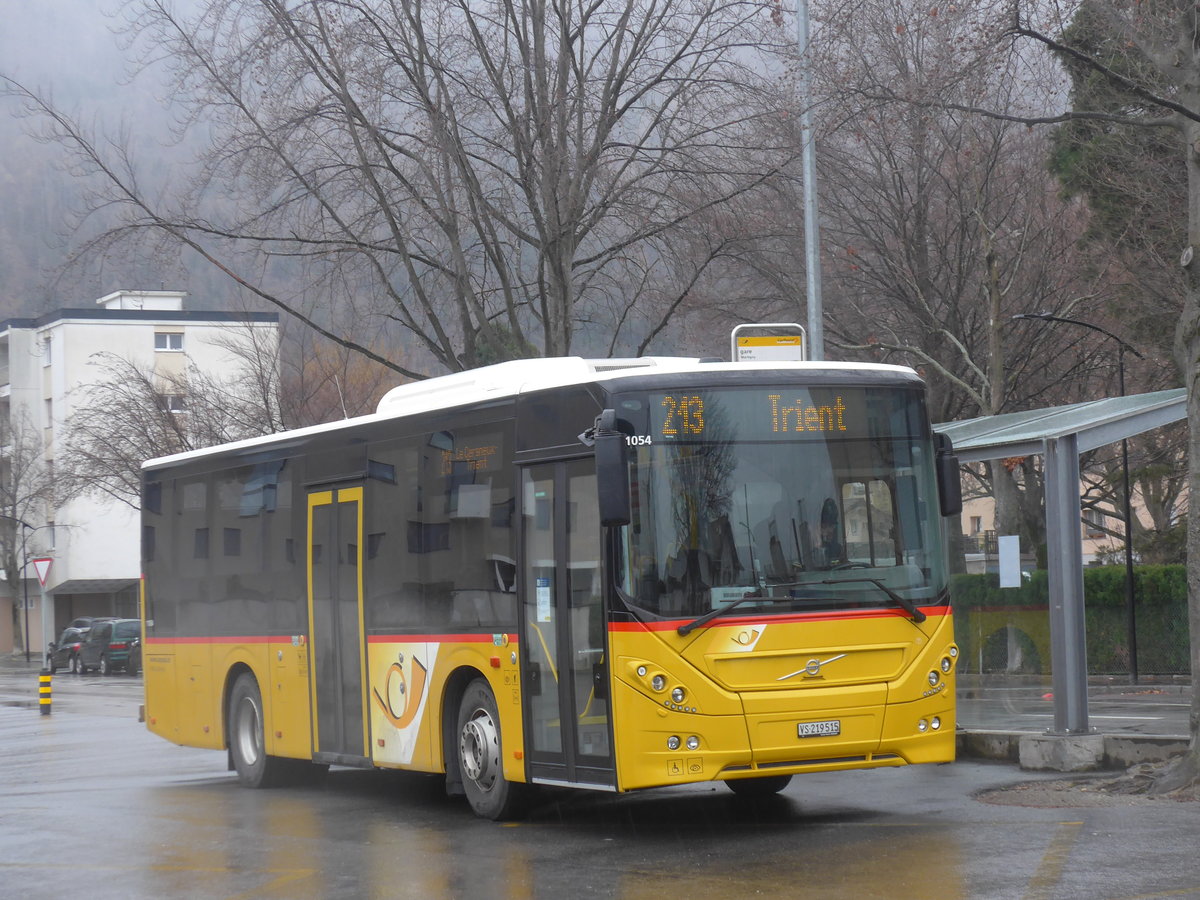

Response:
(1013, 313), (1144, 683)
(796, 0), (824, 361)
(22, 541), (29, 665)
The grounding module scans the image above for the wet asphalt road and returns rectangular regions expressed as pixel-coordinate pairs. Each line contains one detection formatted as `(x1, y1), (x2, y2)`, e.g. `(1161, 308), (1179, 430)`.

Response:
(2, 664), (1199, 900)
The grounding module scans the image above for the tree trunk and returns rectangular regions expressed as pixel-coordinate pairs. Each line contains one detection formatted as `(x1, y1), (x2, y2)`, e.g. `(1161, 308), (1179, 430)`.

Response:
(1156, 112), (1200, 792)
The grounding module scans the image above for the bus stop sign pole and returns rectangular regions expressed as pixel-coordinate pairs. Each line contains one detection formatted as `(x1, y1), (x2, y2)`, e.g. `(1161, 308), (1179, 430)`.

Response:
(33, 558), (52, 670)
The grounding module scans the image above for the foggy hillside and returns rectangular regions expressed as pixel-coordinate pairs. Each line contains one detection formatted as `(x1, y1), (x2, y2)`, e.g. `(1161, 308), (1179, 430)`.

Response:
(0, 0), (229, 317)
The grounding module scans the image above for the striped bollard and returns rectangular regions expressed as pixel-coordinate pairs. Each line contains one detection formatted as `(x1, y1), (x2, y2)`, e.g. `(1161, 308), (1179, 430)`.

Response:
(38, 668), (52, 716)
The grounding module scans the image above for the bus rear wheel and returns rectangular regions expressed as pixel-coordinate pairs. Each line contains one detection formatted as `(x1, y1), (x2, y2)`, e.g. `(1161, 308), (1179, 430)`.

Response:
(229, 673), (290, 788)
(457, 678), (525, 820)
(724, 774), (793, 797)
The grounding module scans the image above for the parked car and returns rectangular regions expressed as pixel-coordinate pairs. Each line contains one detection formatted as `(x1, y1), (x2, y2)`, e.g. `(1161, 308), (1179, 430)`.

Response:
(46, 626), (88, 674)
(78, 618), (141, 675)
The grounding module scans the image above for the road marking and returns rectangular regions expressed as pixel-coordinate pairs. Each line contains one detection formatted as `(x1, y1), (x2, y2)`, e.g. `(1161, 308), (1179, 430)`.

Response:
(1023, 821), (1082, 900)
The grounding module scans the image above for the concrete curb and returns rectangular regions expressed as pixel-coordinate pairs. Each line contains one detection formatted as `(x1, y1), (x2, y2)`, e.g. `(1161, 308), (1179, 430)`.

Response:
(958, 729), (1189, 771)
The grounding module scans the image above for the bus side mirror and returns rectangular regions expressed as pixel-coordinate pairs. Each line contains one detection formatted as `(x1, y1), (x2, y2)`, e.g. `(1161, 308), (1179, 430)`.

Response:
(934, 432), (962, 518)
(593, 409), (631, 527)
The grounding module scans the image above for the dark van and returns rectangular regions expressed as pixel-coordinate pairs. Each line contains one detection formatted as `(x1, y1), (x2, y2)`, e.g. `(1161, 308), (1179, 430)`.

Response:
(78, 619), (140, 676)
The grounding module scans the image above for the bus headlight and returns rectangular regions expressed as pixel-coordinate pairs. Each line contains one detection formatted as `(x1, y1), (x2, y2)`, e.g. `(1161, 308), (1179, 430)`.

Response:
(941, 657), (953, 674)
(928, 670), (940, 687)
(651, 675), (666, 692)
(686, 735), (700, 750)
(671, 687), (686, 704)
(667, 735), (681, 750)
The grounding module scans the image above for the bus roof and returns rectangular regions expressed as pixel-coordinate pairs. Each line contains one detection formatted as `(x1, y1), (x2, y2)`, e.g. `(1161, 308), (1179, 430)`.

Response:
(142, 356), (918, 471)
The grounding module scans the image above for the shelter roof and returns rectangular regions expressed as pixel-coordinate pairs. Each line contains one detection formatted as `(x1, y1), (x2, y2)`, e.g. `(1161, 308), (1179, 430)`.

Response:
(933, 388), (1185, 463)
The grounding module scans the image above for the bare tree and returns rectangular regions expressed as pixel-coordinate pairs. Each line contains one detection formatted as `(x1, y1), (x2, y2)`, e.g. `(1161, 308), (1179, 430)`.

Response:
(3, 0), (794, 373)
(59, 331), (287, 509)
(279, 324), (398, 426)
(0, 411), (60, 652)
(832, 0), (1200, 789)
(724, 0), (1104, 557)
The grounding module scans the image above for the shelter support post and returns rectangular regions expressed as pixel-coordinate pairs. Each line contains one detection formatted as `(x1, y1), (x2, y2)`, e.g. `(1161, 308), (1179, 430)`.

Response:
(1043, 434), (1090, 734)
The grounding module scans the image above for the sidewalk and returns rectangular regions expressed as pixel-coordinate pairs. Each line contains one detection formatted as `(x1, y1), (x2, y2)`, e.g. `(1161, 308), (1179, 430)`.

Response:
(1, 652), (45, 670)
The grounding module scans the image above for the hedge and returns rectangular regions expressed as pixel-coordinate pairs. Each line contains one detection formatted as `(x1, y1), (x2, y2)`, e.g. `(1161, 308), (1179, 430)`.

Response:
(949, 565), (1189, 676)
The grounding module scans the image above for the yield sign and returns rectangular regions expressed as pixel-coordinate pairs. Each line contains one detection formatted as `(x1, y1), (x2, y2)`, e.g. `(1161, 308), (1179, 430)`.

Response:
(32, 558), (52, 587)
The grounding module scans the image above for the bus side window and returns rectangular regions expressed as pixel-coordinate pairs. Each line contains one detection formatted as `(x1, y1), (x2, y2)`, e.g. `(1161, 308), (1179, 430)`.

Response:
(365, 438), (423, 628)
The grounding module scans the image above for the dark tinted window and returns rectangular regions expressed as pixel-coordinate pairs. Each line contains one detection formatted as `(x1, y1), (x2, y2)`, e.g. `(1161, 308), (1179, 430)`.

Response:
(365, 420), (516, 631)
(113, 621), (140, 639)
(517, 387), (600, 452)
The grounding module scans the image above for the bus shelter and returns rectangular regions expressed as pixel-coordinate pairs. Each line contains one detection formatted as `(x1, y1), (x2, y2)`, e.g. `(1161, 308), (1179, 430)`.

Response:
(934, 388), (1186, 736)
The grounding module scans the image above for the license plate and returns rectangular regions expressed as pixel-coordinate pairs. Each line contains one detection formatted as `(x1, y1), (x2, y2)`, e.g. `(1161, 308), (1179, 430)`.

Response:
(797, 719), (840, 738)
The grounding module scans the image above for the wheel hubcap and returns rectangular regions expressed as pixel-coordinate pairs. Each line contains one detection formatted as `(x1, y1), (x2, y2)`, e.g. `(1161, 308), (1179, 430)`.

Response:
(460, 707), (500, 791)
(235, 697), (262, 767)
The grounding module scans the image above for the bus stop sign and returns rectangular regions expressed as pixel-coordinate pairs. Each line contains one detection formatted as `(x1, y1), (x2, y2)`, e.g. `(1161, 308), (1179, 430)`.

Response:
(731, 323), (807, 362)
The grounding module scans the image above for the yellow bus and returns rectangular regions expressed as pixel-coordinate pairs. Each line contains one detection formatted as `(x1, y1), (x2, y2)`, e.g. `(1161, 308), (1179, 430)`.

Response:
(140, 355), (962, 818)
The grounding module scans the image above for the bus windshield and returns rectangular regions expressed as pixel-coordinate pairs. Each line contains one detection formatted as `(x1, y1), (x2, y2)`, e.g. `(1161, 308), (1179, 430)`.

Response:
(613, 384), (949, 621)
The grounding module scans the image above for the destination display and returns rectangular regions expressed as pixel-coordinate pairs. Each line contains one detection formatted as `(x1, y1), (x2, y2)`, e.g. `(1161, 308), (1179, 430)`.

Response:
(635, 387), (910, 443)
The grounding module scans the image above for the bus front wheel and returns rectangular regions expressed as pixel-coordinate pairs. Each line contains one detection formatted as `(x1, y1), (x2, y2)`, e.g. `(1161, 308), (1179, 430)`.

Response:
(456, 678), (525, 820)
(229, 673), (289, 788)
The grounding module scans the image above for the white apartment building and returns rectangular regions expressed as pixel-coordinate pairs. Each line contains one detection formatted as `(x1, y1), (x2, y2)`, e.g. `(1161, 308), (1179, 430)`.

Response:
(0, 290), (279, 655)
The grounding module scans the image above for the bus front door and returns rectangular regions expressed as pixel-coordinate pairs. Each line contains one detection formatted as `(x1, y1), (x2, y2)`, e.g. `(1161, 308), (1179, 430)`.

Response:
(520, 460), (615, 788)
(307, 486), (368, 764)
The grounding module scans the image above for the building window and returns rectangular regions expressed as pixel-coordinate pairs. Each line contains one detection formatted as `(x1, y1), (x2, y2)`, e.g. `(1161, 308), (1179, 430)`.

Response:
(1082, 508), (1106, 539)
(157, 394), (186, 413)
(155, 332), (184, 352)
(44, 399), (52, 428)
(41, 337), (52, 366)
(970, 516), (983, 535)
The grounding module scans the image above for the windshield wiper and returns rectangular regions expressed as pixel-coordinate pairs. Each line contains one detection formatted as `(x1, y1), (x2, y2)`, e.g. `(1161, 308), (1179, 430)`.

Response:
(820, 577), (927, 624)
(677, 590), (764, 636)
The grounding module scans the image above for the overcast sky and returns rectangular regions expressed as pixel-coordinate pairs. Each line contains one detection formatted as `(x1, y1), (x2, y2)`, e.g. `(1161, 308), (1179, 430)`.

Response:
(0, 1), (192, 310)
(1, 1), (132, 98)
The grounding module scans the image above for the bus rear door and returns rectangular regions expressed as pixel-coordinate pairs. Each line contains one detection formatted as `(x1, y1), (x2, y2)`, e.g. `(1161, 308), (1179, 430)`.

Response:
(307, 486), (369, 764)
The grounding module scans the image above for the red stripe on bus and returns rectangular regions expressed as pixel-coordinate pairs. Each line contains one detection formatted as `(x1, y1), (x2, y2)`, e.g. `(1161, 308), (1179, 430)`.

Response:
(146, 633), (518, 645)
(367, 633), (518, 644)
(145, 635), (293, 645)
(609, 606), (951, 632)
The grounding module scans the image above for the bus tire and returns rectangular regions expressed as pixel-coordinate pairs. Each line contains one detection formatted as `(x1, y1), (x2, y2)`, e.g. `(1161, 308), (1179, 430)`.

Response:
(724, 774), (793, 797)
(228, 673), (288, 788)
(456, 678), (525, 820)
